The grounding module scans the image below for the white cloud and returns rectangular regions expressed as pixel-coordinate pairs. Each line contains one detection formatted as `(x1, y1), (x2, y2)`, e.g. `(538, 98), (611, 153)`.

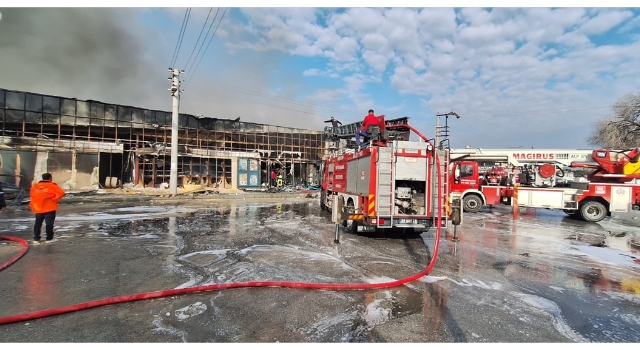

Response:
(578, 9), (634, 35)
(331, 36), (360, 62)
(307, 88), (343, 101)
(362, 50), (391, 72)
(361, 32), (388, 50)
(619, 14), (640, 32)
(303, 68), (320, 76)
(8, 7), (640, 149)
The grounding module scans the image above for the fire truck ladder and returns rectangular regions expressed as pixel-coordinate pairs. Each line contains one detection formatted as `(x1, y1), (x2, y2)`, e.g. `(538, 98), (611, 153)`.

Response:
(323, 117), (411, 140)
(432, 149), (449, 227)
(376, 145), (395, 228)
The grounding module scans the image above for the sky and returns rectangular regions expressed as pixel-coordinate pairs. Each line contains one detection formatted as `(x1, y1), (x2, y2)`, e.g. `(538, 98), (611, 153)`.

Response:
(1, 4), (640, 149)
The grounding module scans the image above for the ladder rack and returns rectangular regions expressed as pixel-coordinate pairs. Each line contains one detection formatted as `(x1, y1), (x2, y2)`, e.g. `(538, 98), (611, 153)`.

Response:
(323, 116), (412, 140)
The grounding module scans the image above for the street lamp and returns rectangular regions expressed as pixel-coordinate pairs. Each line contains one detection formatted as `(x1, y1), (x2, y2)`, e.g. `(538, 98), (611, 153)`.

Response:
(435, 111), (461, 150)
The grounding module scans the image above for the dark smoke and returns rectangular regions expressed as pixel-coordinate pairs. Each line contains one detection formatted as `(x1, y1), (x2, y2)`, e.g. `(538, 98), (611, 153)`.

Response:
(0, 8), (335, 129)
(0, 8), (168, 109)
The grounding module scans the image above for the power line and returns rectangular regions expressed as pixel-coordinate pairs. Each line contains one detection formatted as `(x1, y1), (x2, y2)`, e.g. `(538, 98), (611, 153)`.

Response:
(184, 7), (227, 89)
(169, 9), (189, 67)
(183, 8), (220, 83)
(170, 8), (191, 68)
(182, 8), (213, 72)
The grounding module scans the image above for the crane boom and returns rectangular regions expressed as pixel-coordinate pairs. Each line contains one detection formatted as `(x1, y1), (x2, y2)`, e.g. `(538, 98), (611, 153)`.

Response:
(449, 148), (595, 167)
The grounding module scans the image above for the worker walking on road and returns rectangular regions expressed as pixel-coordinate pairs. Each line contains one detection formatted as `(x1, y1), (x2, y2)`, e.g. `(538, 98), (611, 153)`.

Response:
(356, 109), (383, 147)
(30, 173), (65, 244)
(271, 170), (276, 187)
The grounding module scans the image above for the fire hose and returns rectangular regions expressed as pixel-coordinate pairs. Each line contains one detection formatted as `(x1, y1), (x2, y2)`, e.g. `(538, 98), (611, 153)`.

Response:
(0, 124), (443, 326)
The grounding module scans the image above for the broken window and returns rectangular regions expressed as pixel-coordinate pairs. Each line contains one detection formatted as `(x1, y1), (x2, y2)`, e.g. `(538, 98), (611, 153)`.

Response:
(76, 101), (89, 118)
(61, 99), (75, 115)
(5, 91), (24, 110)
(26, 94), (42, 112)
(43, 96), (60, 114)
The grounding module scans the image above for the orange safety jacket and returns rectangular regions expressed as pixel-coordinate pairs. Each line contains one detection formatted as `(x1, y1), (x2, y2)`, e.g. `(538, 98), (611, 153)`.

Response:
(29, 180), (65, 214)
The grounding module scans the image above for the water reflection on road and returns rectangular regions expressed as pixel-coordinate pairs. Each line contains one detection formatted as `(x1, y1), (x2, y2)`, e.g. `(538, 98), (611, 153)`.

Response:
(431, 206), (640, 342)
(91, 201), (640, 342)
(3, 199), (640, 342)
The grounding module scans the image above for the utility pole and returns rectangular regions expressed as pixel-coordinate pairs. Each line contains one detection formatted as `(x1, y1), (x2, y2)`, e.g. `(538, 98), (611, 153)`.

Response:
(435, 114), (441, 150)
(435, 111), (460, 150)
(168, 68), (184, 196)
(433, 111), (461, 225)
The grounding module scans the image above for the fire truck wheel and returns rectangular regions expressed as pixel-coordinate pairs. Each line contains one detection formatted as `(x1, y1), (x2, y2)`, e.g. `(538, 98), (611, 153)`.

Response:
(463, 194), (483, 213)
(344, 199), (358, 234)
(346, 219), (358, 234)
(579, 201), (607, 222)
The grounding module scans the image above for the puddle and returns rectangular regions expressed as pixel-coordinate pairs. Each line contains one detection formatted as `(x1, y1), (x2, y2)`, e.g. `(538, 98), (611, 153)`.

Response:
(92, 202), (314, 238)
(362, 286), (430, 326)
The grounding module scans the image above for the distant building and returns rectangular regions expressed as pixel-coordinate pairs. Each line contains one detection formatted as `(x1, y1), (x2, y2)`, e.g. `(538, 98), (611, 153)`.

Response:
(0, 88), (326, 192)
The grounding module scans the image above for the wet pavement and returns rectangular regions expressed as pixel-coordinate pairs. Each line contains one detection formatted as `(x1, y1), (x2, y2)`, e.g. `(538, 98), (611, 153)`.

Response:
(0, 196), (639, 342)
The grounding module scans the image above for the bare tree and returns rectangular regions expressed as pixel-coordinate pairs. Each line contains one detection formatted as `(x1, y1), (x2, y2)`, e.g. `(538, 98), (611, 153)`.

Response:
(588, 92), (640, 149)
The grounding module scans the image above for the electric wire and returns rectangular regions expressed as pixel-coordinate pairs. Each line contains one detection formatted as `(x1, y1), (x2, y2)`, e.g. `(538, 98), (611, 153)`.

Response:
(169, 9), (189, 68)
(170, 8), (192, 69)
(182, 8), (214, 72)
(184, 8), (220, 75)
(183, 7), (228, 89)
(172, 7), (618, 128)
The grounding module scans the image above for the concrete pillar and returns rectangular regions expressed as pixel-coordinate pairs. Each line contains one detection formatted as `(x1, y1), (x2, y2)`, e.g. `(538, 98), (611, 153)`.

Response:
(231, 157), (238, 190)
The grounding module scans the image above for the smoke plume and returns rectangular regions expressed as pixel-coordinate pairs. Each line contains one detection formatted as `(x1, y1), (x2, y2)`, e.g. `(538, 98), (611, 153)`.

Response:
(0, 8), (169, 110)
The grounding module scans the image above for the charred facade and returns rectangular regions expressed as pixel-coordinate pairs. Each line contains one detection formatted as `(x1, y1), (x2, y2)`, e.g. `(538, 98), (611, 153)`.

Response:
(0, 88), (326, 193)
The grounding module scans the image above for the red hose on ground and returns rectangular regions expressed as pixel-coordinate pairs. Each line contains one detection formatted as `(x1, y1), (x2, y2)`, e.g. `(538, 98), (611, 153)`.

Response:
(0, 127), (444, 326)
(0, 235), (29, 272)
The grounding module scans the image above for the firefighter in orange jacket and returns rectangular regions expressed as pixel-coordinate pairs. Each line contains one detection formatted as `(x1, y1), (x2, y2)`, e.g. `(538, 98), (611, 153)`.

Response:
(29, 173), (65, 244)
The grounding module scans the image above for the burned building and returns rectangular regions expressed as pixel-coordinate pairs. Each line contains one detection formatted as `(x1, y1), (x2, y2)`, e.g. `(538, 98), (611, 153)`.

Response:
(0, 88), (326, 193)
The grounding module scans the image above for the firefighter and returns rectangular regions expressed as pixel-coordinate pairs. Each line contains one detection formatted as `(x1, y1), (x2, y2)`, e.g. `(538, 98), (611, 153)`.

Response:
(276, 172), (284, 188)
(324, 116), (342, 129)
(355, 109), (383, 147)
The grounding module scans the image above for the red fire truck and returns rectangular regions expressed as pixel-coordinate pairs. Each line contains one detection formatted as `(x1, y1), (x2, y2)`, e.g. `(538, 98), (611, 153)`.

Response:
(448, 148), (640, 222)
(319, 117), (450, 234)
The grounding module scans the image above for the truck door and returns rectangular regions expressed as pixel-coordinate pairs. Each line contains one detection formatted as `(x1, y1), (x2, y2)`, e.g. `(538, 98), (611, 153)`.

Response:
(452, 161), (478, 191)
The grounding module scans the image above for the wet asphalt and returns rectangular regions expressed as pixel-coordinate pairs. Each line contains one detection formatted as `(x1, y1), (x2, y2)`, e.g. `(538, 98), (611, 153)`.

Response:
(0, 194), (639, 343)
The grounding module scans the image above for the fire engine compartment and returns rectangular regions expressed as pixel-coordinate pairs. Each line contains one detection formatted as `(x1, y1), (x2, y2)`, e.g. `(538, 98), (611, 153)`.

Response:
(394, 181), (427, 215)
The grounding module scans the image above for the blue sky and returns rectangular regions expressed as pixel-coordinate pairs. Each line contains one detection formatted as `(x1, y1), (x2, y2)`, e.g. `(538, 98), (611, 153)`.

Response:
(2, 5), (640, 149)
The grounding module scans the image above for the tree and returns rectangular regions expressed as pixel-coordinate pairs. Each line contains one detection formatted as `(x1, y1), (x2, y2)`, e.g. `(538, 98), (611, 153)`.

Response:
(588, 92), (640, 149)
